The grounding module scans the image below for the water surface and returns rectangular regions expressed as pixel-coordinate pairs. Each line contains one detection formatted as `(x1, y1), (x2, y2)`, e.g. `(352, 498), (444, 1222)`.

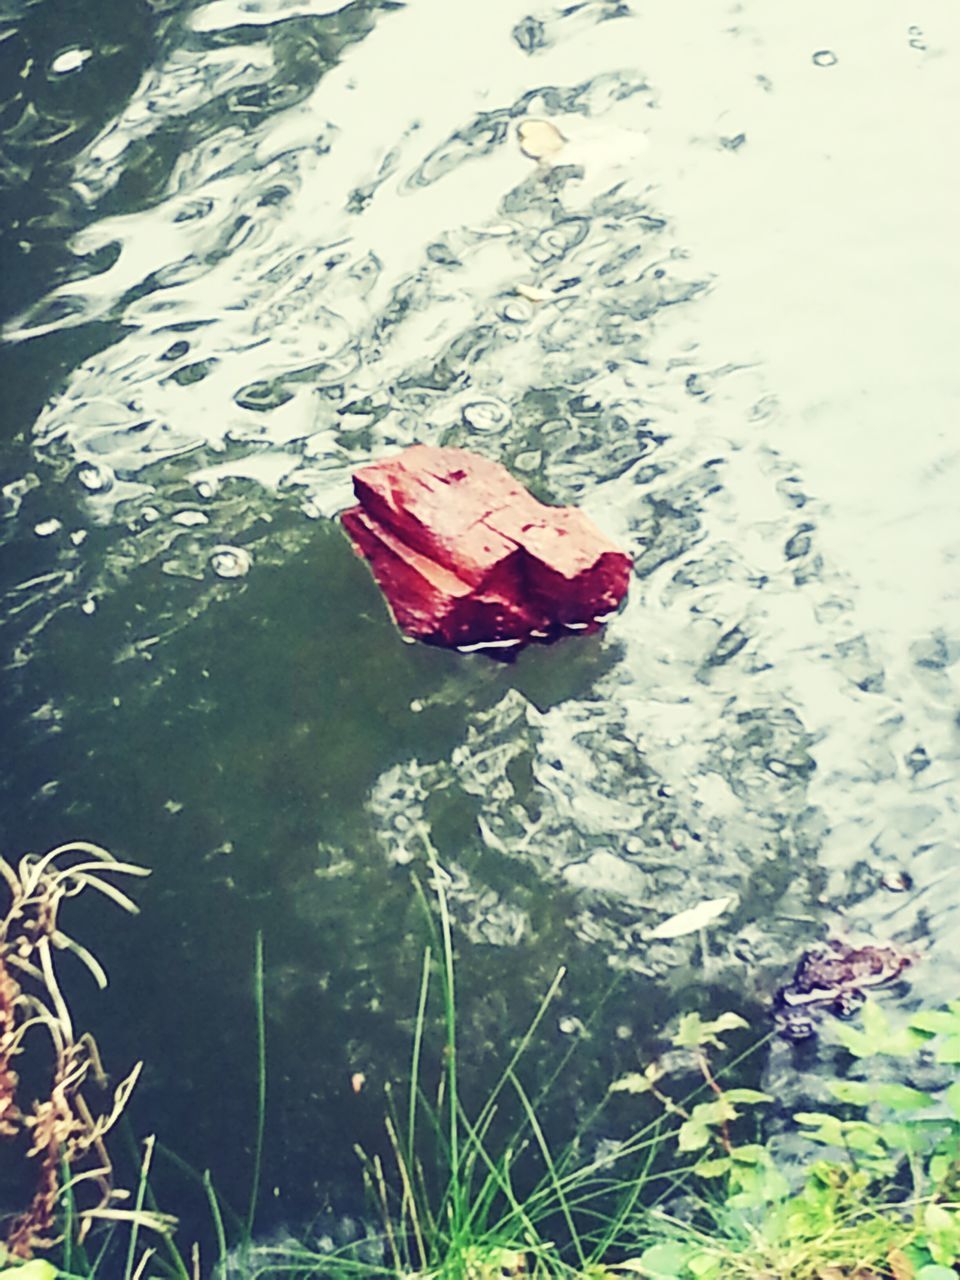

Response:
(1, 0), (958, 1243)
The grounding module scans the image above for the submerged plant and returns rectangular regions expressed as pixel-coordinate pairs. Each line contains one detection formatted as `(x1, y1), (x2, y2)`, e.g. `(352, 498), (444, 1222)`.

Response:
(0, 840), (173, 1262)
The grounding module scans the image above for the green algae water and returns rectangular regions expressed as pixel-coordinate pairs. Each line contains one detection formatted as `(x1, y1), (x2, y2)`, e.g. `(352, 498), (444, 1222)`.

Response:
(1, 0), (959, 1250)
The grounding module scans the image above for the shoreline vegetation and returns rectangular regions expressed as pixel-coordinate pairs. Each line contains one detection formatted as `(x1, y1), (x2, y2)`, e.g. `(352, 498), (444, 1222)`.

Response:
(2, 844), (958, 1280)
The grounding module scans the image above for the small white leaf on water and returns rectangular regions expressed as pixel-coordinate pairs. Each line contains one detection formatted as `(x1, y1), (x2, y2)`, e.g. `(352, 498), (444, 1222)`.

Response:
(514, 282), (554, 303)
(648, 896), (733, 940)
(50, 48), (92, 75)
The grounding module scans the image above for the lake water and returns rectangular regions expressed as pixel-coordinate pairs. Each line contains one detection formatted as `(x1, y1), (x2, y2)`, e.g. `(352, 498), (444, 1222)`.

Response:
(1, 0), (958, 1252)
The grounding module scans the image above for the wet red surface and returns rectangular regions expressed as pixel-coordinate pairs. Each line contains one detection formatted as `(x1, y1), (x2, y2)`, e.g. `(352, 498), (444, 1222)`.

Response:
(341, 446), (631, 650)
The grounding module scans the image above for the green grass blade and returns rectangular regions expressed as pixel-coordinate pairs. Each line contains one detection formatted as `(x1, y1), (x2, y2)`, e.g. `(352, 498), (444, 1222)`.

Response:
(203, 1168), (228, 1269)
(60, 1154), (74, 1275)
(408, 944), (432, 1169)
(123, 1133), (156, 1280)
(431, 860), (460, 1228)
(246, 929), (267, 1241)
(507, 1068), (585, 1268)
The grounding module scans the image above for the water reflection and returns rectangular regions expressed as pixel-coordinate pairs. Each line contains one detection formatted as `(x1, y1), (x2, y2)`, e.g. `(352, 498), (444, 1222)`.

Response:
(1, 0), (958, 1240)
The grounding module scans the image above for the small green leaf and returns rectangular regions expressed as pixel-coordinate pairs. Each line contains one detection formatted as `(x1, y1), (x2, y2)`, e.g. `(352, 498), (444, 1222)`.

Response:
(925, 1203), (954, 1232)
(945, 1081), (960, 1119)
(694, 1156), (731, 1177)
(915, 1267), (960, 1280)
(723, 1088), (773, 1105)
(911, 1009), (960, 1036)
(826, 1079), (932, 1111)
(935, 1035), (960, 1064)
(638, 1241), (693, 1278)
(843, 1121), (888, 1156)
(672, 1010), (748, 1051)
(835, 1011), (926, 1058)
(729, 1143), (767, 1163)
(874, 1082), (934, 1111)
(677, 1119), (712, 1152)
(672, 1012), (706, 1049)
(794, 1111), (845, 1144)
(923, 1201), (960, 1267)
(687, 1252), (721, 1279)
(0, 1264), (57, 1280)
(930, 1152), (952, 1183)
(610, 1072), (652, 1095)
(728, 1160), (790, 1205)
(690, 1099), (736, 1126)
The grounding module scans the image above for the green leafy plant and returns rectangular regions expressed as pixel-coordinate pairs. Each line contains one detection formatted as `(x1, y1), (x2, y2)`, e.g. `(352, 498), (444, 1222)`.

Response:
(624, 997), (960, 1280)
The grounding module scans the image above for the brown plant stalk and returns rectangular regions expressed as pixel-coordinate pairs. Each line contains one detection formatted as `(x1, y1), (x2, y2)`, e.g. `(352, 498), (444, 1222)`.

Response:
(0, 840), (152, 1258)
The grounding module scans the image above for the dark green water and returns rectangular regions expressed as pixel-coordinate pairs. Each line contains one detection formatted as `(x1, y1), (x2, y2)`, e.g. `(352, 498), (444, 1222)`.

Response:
(2, 0), (958, 1255)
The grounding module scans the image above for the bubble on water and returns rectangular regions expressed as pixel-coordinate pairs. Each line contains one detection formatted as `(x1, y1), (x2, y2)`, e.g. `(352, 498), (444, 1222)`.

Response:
(530, 218), (590, 264)
(513, 450), (542, 472)
(1, 474), (40, 518)
(76, 461), (114, 493)
(195, 479), (218, 499)
(558, 1015), (585, 1036)
(501, 299), (532, 323)
(210, 546), (252, 579)
(141, 507), (161, 524)
(812, 49), (838, 67)
(171, 510), (209, 527)
(50, 48), (92, 76)
(81, 598), (97, 615)
(234, 381), (294, 412)
(34, 519), (62, 537)
(461, 399), (510, 433)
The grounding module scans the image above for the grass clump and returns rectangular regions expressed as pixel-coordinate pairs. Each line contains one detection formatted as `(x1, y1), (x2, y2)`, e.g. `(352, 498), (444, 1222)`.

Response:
(5, 842), (960, 1280)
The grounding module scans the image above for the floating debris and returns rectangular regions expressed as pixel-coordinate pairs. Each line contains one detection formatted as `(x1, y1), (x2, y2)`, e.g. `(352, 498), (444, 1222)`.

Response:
(50, 47), (92, 75)
(514, 282), (555, 303)
(76, 462), (114, 493)
(517, 118), (566, 162)
(812, 49), (838, 67)
(209, 545), (252, 579)
(648, 896), (733, 940)
(461, 399), (510, 433)
(341, 445), (631, 652)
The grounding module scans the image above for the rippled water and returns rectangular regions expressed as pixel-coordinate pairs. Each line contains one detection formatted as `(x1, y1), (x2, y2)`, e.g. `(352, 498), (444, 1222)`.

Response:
(1, 0), (959, 1244)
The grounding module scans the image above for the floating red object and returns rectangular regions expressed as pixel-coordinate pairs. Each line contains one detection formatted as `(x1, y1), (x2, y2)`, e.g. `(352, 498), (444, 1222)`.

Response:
(341, 446), (631, 651)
